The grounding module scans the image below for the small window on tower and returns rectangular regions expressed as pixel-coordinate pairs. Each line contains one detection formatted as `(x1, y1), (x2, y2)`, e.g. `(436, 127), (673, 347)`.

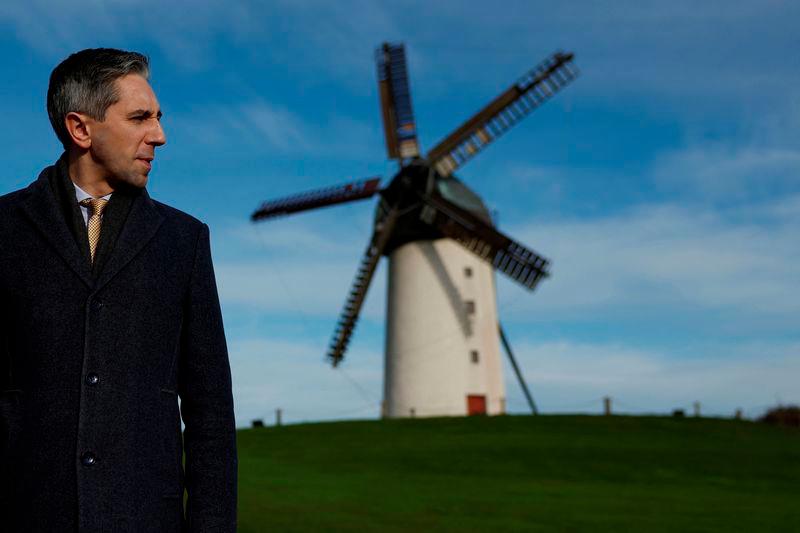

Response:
(470, 350), (480, 364)
(464, 266), (473, 278)
(465, 300), (476, 314)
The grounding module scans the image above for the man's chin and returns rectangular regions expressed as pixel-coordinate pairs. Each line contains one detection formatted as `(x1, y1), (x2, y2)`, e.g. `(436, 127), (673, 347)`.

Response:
(109, 173), (149, 192)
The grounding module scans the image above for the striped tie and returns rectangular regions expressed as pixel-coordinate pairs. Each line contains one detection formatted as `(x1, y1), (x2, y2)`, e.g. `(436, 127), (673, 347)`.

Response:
(79, 198), (109, 263)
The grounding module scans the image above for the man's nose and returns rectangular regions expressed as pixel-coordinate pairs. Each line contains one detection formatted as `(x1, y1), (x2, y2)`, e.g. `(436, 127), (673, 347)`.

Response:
(148, 120), (167, 147)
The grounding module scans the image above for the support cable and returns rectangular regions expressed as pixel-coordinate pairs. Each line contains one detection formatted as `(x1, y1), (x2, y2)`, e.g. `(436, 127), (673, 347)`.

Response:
(498, 324), (538, 415)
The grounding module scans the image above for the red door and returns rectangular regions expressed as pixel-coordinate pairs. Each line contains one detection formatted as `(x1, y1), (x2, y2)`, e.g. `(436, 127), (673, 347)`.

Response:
(467, 395), (487, 415)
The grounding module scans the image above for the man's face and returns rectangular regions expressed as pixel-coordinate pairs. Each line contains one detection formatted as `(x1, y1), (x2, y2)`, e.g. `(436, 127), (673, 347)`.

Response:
(88, 74), (166, 189)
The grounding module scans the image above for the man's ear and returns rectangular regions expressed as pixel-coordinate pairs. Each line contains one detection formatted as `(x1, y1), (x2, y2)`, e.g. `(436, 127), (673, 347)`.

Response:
(64, 112), (92, 149)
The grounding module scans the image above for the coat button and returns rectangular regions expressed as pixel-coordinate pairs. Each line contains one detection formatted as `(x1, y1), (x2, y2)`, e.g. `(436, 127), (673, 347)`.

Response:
(92, 300), (104, 311)
(81, 452), (97, 466)
(86, 373), (99, 386)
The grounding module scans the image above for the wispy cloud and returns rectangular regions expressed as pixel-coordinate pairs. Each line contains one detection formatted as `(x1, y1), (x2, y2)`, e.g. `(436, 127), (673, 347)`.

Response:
(7, 0), (796, 101)
(216, 259), (387, 321)
(235, 101), (311, 153)
(503, 195), (800, 322)
(652, 143), (800, 202)
(167, 100), (309, 153)
(222, 220), (366, 255)
(0, 0), (396, 82)
(510, 339), (800, 418)
(214, 216), (386, 321)
(168, 99), (379, 157)
(227, 333), (799, 426)
(0, 0), (257, 69)
(229, 336), (383, 426)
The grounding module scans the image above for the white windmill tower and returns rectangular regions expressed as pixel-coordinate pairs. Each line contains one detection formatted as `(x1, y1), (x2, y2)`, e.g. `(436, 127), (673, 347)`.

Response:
(252, 43), (578, 418)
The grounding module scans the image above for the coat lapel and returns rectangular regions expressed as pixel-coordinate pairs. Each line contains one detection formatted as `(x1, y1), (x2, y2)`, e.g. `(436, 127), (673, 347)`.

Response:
(19, 172), (94, 288)
(93, 188), (164, 293)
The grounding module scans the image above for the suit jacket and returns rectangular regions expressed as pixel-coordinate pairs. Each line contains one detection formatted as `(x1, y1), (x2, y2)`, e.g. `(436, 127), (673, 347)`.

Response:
(0, 159), (237, 532)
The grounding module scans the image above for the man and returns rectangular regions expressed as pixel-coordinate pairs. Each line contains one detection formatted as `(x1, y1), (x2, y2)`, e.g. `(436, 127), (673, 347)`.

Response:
(0, 48), (237, 531)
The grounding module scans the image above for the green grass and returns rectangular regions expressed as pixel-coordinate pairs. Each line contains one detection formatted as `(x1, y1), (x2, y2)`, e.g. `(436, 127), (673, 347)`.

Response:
(236, 415), (800, 532)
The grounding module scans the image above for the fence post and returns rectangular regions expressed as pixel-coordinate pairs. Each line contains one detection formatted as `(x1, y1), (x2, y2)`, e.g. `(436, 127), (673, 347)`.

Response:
(603, 396), (612, 416)
(276, 408), (282, 427)
(693, 401), (701, 417)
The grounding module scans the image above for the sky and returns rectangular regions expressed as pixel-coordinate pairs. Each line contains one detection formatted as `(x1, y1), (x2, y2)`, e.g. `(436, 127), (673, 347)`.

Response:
(1, 0), (798, 425)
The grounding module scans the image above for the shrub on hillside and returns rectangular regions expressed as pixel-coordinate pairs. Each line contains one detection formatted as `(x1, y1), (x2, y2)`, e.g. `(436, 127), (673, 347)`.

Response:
(760, 405), (800, 427)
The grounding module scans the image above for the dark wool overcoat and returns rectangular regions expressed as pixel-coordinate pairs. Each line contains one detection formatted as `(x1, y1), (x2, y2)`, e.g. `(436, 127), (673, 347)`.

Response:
(0, 160), (237, 532)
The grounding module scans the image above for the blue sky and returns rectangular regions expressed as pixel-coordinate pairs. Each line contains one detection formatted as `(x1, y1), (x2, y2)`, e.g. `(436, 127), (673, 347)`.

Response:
(1, 1), (798, 425)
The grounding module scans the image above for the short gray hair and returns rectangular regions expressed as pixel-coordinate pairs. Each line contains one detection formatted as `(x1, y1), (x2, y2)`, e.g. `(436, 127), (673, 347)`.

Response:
(47, 48), (150, 149)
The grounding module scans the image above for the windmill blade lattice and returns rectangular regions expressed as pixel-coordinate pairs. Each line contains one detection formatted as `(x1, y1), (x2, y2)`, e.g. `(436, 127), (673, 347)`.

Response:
(251, 177), (381, 221)
(377, 43), (420, 161)
(426, 51), (578, 177)
(328, 207), (401, 366)
(421, 194), (550, 290)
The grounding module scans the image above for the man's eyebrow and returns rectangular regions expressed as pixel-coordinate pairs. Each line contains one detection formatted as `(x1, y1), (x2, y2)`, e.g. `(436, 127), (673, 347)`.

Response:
(127, 109), (163, 119)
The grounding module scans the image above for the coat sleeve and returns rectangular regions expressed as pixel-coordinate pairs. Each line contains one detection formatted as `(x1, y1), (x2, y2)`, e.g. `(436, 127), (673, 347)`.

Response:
(178, 223), (237, 531)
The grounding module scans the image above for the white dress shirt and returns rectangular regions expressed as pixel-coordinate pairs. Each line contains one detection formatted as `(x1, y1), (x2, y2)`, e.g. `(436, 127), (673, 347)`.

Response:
(73, 182), (112, 227)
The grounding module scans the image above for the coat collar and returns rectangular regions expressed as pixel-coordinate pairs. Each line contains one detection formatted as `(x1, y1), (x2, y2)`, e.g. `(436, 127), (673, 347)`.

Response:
(19, 163), (164, 292)
(20, 167), (94, 287)
(93, 186), (163, 293)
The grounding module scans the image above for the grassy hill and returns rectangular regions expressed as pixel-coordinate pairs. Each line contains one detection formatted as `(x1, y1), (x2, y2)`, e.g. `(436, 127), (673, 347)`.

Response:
(236, 415), (799, 532)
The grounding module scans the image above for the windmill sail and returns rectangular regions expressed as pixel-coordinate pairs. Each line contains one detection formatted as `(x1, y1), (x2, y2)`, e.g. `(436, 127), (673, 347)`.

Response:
(426, 51), (578, 177)
(251, 177), (381, 221)
(328, 207), (400, 366)
(421, 194), (550, 290)
(250, 41), (576, 405)
(377, 43), (420, 161)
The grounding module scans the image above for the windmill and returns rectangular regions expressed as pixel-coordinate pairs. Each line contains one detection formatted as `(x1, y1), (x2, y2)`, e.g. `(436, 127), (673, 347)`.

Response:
(251, 43), (578, 418)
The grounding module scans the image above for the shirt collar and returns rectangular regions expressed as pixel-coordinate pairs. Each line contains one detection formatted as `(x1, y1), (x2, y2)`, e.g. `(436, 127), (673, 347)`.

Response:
(73, 181), (112, 203)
